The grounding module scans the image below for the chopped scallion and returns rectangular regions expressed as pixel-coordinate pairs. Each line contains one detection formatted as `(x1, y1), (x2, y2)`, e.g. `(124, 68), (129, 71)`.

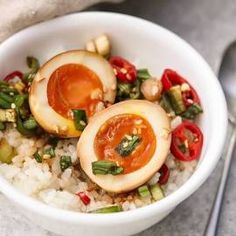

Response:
(137, 68), (151, 81)
(92, 160), (123, 175)
(24, 56), (40, 83)
(115, 134), (141, 157)
(16, 110), (36, 136)
(150, 184), (165, 201)
(0, 97), (11, 109)
(138, 185), (151, 198)
(178, 143), (187, 153)
(0, 122), (6, 131)
(93, 205), (123, 213)
(23, 116), (38, 129)
(167, 85), (186, 114)
(0, 92), (14, 103)
(26, 56), (40, 71)
(60, 155), (72, 171)
(181, 103), (203, 120)
(72, 109), (87, 131)
(34, 152), (42, 163)
(48, 136), (59, 147)
(14, 94), (28, 108)
(116, 80), (141, 101)
(159, 93), (173, 113)
(44, 147), (55, 158)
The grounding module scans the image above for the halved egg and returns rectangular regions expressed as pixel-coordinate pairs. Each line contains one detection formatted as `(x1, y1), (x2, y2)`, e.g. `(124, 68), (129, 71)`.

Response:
(77, 100), (171, 193)
(29, 50), (116, 137)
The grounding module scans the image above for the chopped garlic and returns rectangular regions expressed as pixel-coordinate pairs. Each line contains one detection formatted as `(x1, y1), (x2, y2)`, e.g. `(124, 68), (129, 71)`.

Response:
(85, 40), (96, 53)
(85, 34), (111, 57)
(94, 34), (111, 57)
(181, 83), (190, 92)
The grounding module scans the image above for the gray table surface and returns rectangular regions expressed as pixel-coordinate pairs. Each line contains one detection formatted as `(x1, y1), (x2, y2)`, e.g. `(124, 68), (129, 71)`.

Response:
(0, 0), (236, 235)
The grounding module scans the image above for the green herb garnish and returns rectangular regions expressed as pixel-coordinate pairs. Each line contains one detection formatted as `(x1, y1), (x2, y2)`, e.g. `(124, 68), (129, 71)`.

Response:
(60, 155), (72, 171)
(116, 80), (141, 101)
(92, 205), (123, 213)
(16, 110), (36, 136)
(26, 56), (40, 70)
(138, 185), (151, 198)
(167, 85), (186, 115)
(0, 122), (6, 131)
(178, 143), (187, 153)
(34, 152), (42, 163)
(0, 97), (11, 109)
(137, 68), (151, 81)
(115, 134), (141, 157)
(72, 109), (87, 131)
(150, 184), (165, 201)
(159, 92), (174, 114)
(14, 94), (28, 108)
(181, 103), (203, 120)
(23, 116), (38, 129)
(24, 56), (40, 83)
(48, 136), (59, 147)
(44, 147), (55, 158)
(92, 160), (123, 175)
(0, 92), (14, 103)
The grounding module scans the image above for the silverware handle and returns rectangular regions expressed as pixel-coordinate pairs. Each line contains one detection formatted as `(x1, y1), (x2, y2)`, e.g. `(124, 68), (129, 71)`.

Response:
(204, 126), (236, 236)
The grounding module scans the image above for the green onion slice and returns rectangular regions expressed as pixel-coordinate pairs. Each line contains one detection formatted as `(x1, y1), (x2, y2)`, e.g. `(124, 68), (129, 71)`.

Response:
(138, 185), (151, 198)
(92, 160), (123, 175)
(0, 121), (6, 131)
(14, 94), (28, 108)
(60, 155), (72, 171)
(181, 103), (203, 120)
(34, 152), (42, 163)
(0, 92), (14, 103)
(26, 56), (40, 71)
(115, 134), (141, 157)
(0, 97), (11, 109)
(150, 184), (165, 201)
(23, 116), (38, 130)
(92, 205), (123, 213)
(48, 136), (59, 147)
(44, 147), (55, 158)
(72, 109), (87, 131)
(137, 68), (151, 81)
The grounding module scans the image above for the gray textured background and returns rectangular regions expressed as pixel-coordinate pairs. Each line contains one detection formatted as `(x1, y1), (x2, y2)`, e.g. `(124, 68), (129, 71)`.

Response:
(0, 0), (235, 235)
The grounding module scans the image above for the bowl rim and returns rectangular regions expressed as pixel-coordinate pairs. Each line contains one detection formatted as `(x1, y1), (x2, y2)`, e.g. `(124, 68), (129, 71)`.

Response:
(0, 11), (228, 225)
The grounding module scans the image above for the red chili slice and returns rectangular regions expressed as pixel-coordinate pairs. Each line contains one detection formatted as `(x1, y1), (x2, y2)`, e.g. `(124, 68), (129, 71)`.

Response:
(171, 121), (203, 161)
(158, 164), (170, 185)
(3, 71), (23, 82)
(161, 69), (200, 106)
(76, 192), (91, 205)
(109, 56), (137, 83)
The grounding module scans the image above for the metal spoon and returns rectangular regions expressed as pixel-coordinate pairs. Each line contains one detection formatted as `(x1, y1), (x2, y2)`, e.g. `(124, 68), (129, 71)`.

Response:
(204, 42), (236, 236)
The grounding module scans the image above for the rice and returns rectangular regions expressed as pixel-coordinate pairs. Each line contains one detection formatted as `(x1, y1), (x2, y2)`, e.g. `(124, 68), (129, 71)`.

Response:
(0, 125), (197, 212)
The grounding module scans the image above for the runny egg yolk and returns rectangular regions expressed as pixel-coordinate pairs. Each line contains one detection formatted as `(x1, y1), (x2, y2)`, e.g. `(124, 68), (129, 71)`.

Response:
(94, 114), (156, 174)
(47, 63), (103, 119)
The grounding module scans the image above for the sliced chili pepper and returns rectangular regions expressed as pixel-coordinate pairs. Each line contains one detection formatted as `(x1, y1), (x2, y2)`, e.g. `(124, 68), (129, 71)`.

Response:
(109, 56), (137, 83)
(161, 69), (200, 106)
(171, 121), (203, 161)
(3, 71), (23, 82)
(76, 192), (91, 205)
(158, 164), (170, 185)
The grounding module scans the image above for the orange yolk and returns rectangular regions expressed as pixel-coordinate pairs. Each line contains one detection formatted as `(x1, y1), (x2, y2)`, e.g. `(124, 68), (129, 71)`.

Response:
(94, 114), (156, 174)
(47, 63), (103, 119)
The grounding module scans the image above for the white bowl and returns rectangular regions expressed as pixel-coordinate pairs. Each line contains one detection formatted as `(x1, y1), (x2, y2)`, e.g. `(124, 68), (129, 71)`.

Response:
(0, 12), (227, 236)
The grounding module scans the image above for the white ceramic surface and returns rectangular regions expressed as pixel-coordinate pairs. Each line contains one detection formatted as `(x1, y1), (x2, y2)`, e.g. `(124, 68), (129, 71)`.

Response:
(0, 12), (227, 236)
